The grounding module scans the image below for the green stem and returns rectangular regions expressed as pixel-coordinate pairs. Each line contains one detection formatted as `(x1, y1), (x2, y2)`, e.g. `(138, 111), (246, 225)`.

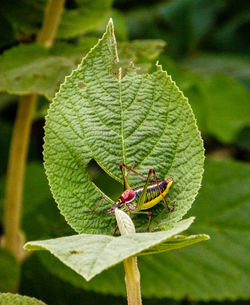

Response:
(115, 209), (142, 305)
(2, 0), (65, 261)
(123, 257), (142, 305)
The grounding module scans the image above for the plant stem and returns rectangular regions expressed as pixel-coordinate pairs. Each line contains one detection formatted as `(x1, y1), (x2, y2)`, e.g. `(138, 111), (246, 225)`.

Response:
(2, 0), (65, 261)
(2, 95), (36, 261)
(115, 209), (142, 305)
(123, 257), (142, 305)
(37, 0), (65, 47)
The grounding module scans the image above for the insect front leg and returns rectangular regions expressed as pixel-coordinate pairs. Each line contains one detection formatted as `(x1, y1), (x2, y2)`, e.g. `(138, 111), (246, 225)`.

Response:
(87, 194), (114, 213)
(113, 225), (119, 236)
(87, 196), (106, 213)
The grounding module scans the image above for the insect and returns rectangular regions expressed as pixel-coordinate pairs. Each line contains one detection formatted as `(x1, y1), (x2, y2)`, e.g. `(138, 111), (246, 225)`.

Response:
(91, 161), (174, 232)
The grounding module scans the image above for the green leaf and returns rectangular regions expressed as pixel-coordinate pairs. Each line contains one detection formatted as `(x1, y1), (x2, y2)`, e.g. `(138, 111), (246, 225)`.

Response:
(161, 57), (250, 143)
(182, 53), (250, 86)
(0, 293), (47, 305)
(44, 20), (204, 234)
(203, 75), (250, 143)
(25, 217), (207, 281)
(0, 248), (20, 292)
(138, 158), (250, 300)
(0, 44), (75, 100)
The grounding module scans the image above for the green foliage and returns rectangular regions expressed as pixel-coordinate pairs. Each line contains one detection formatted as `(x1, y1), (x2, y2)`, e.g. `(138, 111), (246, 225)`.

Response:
(0, 248), (20, 292)
(139, 157), (250, 300)
(0, 0), (249, 304)
(182, 53), (250, 87)
(44, 20), (204, 235)
(0, 44), (75, 99)
(0, 0), (113, 40)
(160, 57), (250, 143)
(57, 0), (113, 39)
(25, 218), (208, 281)
(126, 0), (223, 57)
(37, 252), (126, 296)
(0, 162), (73, 241)
(35, 158), (250, 301)
(202, 75), (250, 143)
(0, 293), (47, 305)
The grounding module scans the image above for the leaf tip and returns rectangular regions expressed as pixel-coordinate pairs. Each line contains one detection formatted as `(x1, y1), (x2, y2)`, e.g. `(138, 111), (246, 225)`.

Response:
(203, 234), (210, 240)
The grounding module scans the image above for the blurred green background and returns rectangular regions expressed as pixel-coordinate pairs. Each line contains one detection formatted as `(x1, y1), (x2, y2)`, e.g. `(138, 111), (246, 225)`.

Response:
(0, 0), (249, 304)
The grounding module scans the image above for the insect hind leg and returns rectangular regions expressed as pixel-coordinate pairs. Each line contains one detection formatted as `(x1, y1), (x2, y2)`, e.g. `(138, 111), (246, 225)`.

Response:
(120, 162), (147, 180)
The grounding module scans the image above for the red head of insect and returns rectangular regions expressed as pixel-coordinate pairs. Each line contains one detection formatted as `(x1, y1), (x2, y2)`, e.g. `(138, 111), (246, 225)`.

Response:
(120, 189), (136, 202)
(108, 189), (136, 214)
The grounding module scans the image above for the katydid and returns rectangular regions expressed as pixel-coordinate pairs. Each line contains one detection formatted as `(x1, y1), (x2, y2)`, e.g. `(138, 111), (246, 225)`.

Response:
(90, 161), (174, 232)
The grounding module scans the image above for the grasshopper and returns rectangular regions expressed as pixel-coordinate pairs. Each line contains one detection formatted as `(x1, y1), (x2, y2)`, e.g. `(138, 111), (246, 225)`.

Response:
(91, 161), (174, 232)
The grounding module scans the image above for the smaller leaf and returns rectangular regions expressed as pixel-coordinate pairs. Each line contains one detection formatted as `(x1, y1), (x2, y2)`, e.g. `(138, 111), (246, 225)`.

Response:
(25, 217), (208, 281)
(115, 209), (136, 235)
(0, 293), (47, 305)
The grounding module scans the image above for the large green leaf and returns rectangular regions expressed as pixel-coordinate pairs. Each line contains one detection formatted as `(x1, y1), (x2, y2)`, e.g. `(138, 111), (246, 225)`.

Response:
(0, 248), (20, 292)
(25, 218), (208, 281)
(0, 293), (47, 305)
(0, 39), (165, 100)
(44, 20), (204, 235)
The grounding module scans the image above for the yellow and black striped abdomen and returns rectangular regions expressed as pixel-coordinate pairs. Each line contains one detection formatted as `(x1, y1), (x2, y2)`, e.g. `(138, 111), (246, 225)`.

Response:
(134, 179), (172, 210)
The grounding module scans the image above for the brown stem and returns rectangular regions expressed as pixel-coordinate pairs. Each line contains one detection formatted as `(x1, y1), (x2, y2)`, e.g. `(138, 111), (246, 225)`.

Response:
(2, 0), (65, 261)
(37, 0), (65, 47)
(2, 95), (36, 261)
